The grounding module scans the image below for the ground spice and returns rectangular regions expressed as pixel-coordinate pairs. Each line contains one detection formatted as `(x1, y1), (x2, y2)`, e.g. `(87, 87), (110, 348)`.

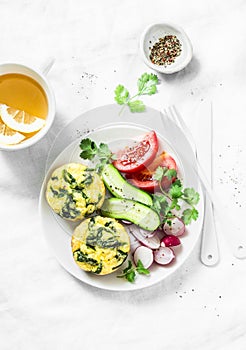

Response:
(149, 35), (182, 66)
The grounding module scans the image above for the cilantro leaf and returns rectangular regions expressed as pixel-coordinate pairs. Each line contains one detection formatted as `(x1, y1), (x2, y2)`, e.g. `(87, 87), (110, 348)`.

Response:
(153, 166), (165, 181)
(153, 167), (177, 183)
(114, 85), (129, 105)
(123, 260), (133, 274)
(79, 138), (115, 173)
(114, 73), (159, 114)
(137, 73), (159, 95)
(136, 260), (150, 275)
(169, 184), (183, 199)
(125, 270), (136, 283)
(165, 168), (177, 181)
(169, 198), (181, 211)
(117, 259), (150, 283)
(80, 138), (98, 160)
(182, 188), (200, 205)
(127, 100), (145, 113)
(95, 158), (108, 174)
(182, 208), (199, 225)
(117, 261), (136, 283)
(152, 193), (168, 215)
(172, 179), (182, 188)
(152, 165), (200, 227)
(97, 143), (112, 160)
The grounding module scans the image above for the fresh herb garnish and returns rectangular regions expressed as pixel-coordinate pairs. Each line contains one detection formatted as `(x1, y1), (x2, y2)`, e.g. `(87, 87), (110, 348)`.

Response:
(117, 259), (150, 283)
(80, 138), (116, 173)
(152, 166), (200, 225)
(114, 73), (159, 114)
(135, 259), (150, 275)
(153, 166), (177, 183)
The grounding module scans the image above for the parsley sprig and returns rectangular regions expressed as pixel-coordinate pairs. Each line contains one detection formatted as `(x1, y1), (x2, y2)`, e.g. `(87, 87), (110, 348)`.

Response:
(114, 73), (159, 114)
(79, 138), (116, 173)
(152, 166), (200, 225)
(117, 260), (150, 283)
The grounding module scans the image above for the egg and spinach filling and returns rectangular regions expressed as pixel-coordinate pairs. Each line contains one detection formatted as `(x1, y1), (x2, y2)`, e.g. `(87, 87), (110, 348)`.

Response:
(46, 163), (105, 221)
(71, 216), (130, 275)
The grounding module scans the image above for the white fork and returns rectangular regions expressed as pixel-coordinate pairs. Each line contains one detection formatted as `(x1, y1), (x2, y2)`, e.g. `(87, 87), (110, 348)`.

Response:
(162, 105), (246, 261)
(163, 105), (219, 266)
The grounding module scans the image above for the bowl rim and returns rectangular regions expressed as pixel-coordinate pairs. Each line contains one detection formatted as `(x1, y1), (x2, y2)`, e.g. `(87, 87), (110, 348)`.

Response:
(139, 21), (193, 74)
(0, 62), (56, 151)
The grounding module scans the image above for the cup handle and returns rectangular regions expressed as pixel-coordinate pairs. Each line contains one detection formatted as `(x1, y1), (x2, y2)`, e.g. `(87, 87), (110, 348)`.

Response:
(40, 57), (55, 76)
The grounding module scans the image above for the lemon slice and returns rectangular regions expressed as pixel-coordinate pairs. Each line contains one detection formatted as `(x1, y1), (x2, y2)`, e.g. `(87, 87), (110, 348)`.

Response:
(0, 103), (46, 133)
(0, 119), (25, 145)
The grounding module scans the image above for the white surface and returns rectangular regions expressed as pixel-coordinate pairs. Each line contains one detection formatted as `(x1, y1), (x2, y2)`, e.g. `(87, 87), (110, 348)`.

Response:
(39, 107), (204, 291)
(1, 1), (246, 349)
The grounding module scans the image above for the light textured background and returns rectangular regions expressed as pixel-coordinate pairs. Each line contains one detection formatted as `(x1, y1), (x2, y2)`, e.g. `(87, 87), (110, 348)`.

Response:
(1, 0), (246, 349)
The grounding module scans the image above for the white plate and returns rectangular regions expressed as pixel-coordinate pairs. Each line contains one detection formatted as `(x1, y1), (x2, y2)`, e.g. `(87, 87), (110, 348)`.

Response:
(39, 104), (204, 291)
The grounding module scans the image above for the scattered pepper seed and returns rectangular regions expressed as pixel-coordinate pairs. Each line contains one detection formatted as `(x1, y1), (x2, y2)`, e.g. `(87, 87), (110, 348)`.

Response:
(149, 35), (182, 66)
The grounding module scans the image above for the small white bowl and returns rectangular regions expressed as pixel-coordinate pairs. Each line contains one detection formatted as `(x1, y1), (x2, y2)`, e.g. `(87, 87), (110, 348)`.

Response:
(140, 22), (193, 74)
(0, 63), (55, 151)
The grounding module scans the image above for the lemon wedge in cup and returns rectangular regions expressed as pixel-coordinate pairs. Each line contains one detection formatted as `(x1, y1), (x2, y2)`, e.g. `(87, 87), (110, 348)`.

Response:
(0, 103), (46, 133)
(0, 118), (25, 145)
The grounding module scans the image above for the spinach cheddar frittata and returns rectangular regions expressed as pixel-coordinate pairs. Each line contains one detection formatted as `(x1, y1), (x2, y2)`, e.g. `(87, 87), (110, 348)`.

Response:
(46, 163), (105, 221)
(71, 216), (130, 275)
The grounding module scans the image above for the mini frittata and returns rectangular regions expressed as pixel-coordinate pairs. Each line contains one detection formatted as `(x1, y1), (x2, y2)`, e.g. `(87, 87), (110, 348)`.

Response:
(71, 216), (130, 275)
(46, 163), (105, 221)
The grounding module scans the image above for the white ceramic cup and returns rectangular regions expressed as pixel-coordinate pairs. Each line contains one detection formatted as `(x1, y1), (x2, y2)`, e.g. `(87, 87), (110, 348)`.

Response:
(0, 62), (56, 151)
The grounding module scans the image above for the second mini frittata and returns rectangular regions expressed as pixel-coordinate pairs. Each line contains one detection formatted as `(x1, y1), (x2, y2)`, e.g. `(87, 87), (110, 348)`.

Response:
(71, 216), (130, 275)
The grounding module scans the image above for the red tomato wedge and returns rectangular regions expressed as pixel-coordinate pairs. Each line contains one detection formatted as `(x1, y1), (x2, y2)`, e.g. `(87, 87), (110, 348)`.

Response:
(126, 151), (177, 192)
(113, 131), (158, 173)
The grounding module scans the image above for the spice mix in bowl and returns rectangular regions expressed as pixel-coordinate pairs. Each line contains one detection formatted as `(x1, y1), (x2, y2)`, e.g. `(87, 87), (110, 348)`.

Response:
(139, 22), (193, 74)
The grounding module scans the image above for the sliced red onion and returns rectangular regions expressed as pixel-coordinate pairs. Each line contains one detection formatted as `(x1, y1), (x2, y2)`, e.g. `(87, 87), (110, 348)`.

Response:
(133, 246), (153, 269)
(161, 235), (181, 247)
(154, 246), (175, 265)
(163, 217), (185, 237)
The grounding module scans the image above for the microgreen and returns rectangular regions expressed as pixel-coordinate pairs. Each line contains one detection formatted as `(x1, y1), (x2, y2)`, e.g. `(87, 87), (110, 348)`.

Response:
(114, 73), (159, 114)
(117, 259), (150, 283)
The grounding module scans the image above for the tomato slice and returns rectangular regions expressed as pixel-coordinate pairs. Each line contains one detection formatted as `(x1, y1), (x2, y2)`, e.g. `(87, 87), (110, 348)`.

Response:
(113, 131), (158, 173)
(126, 151), (177, 192)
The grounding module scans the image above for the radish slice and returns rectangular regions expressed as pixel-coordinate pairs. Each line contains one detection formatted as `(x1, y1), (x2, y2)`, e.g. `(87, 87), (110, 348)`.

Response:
(133, 246), (153, 269)
(139, 228), (156, 238)
(161, 235), (181, 247)
(130, 227), (160, 249)
(154, 246), (175, 265)
(121, 219), (133, 225)
(128, 231), (142, 253)
(155, 229), (166, 240)
(163, 217), (185, 237)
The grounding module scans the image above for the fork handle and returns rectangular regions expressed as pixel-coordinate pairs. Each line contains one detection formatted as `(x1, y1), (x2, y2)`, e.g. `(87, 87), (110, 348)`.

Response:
(200, 192), (219, 266)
